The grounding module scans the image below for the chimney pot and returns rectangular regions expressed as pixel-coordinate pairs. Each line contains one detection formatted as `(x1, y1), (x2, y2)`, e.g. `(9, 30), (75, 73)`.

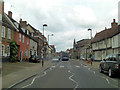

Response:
(20, 18), (22, 23)
(8, 11), (12, 18)
(113, 19), (115, 23)
(111, 19), (118, 28)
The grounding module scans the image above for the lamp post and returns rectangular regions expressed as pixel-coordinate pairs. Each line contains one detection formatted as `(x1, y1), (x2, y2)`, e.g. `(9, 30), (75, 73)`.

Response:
(88, 28), (92, 54)
(42, 24), (48, 60)
(48, 34), (54, 45)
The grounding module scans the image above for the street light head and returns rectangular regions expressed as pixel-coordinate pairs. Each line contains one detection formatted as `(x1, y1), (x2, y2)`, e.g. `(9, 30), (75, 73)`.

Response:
(43, 24), (48, 27)
(88, 28), (91, 31)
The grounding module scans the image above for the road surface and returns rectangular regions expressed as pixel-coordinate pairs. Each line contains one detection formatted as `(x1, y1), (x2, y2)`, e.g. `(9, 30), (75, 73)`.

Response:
(13, 60), (120, 89)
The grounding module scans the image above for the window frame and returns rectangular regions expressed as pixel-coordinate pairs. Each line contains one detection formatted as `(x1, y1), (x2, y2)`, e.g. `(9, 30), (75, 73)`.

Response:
(22, 35), (24, 43)
(7, 28), (11, 39)
(1, 45), (5, 56)
(19, 33), (21, 42)
(25, 50), (27, 56)
(7, 45), (10, 56)
(2, 26), (5, 38)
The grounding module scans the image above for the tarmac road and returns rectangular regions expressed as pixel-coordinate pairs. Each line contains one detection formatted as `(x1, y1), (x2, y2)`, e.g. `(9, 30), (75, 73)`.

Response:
(13, 60), (119, 89)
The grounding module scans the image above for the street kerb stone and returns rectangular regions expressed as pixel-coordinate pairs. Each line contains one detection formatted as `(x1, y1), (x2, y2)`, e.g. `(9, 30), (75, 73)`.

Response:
(2, 60), (54, 88)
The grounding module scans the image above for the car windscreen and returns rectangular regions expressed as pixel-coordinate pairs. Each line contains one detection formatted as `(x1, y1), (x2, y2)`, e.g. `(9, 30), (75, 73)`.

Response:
(62, 53), (69, 57)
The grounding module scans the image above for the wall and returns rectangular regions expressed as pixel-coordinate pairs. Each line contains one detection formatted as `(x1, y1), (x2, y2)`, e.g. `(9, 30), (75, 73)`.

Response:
(29, 39), (37, 57)
(14, 31), (30, 61)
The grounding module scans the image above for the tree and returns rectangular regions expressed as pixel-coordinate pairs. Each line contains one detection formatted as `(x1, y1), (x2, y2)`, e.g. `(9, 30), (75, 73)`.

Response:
(10, 41), (18, 62)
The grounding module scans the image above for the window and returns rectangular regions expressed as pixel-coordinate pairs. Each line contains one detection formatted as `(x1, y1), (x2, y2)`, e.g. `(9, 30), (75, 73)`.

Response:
(34, 50), (36, 55)
(25, 50), (27, 56)
(7, 29), (11, 39)
(95, 43), (97, 47)
(1, 45), (4, 56)
(27, 30), (29, 35)
(2, 26), (5, 38)
(31, 33), (33, 37)
(30, 50), (32, 56)
(22, 35), (24, 43)
(7, 45), (10, 56)
(27, 38), (29, 45)
(19, 33), (21, 42)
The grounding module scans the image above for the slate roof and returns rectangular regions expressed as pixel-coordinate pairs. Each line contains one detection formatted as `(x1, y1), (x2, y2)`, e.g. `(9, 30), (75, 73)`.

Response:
(92, 25), (120, 43)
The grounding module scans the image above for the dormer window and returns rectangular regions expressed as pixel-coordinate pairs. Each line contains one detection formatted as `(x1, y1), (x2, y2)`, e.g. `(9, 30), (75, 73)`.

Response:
(31, 33), (33, 37)
(27, 30), (29, 35)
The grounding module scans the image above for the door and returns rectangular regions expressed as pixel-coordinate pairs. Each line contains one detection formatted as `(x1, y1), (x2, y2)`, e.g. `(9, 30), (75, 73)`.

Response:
(20, 51), (22, 61)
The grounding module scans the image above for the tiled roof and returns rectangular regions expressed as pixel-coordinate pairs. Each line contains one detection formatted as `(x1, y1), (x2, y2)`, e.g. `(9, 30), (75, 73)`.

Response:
(76, 39), (90, 47)
(92, 25), (120, 43)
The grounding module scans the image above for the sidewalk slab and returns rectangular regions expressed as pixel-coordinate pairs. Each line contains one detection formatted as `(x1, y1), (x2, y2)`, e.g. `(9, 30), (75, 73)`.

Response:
(2, 60), (54, 88)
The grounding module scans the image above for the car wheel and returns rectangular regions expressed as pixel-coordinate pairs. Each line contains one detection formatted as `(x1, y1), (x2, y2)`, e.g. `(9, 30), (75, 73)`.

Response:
(99, 66), (103, 73)
(108, 68), (114, 77)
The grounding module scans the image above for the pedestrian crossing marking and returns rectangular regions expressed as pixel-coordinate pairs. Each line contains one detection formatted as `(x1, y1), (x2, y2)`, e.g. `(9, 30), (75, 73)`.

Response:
(60, 66), (64, 68)
(75, 66), (80, 68)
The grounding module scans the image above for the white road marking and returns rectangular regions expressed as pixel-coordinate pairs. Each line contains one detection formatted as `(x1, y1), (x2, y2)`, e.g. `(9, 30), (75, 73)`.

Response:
(22, 71), (47, 88)
(75, 66), (80, 68)
(99, 76), (110, 84)
(68, 70), (79, 90)
(60, 66), (64, 68)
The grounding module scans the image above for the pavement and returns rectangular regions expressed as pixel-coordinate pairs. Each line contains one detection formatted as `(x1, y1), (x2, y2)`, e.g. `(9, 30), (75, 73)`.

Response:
(2, 59), (100, 89)
(2, 60), (55, 88)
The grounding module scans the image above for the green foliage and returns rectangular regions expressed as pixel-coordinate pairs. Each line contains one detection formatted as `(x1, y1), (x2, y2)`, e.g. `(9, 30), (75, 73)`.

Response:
(10, 41), (18, 62)
(88, 53), (92, 58)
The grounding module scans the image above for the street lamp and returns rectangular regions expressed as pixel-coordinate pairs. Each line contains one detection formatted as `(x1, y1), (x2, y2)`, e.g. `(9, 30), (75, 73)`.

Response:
(42, 24), (48, 60)
(48, 34), (54, 45)
(88, 28), (92, 54)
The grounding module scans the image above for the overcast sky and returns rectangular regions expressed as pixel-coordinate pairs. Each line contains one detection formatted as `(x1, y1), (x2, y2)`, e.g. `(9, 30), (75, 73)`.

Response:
(4, 0), (119, 52)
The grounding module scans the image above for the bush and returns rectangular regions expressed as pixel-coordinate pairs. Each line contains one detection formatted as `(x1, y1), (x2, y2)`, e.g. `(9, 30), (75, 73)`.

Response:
(10, 41), (18, 62)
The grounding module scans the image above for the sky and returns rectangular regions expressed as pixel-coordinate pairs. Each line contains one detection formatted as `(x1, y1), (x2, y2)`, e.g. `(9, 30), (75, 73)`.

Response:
(3, 0), (119, 52)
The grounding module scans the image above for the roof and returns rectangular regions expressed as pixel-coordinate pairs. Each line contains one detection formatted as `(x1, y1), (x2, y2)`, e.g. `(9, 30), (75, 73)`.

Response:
(92, 25), (120, 43)
(5, 12), (38, 43)
(76, 39), (91, 47)
(2, 13), (16, 31)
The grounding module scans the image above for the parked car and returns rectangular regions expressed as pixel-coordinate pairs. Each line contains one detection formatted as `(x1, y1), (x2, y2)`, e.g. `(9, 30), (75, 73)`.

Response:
(29, 55), (40, 63)
(52, 56), (60, 62)
(99, 54), (120, 77)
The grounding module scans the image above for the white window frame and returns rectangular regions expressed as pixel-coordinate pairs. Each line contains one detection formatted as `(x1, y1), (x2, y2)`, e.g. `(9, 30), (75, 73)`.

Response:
(25, 50), (27, 56)
(1, 45), (5, 56)
(2, 26), (5, 38)
(19, 33), (21, 42)
(22, 35), (24, 43)
(7, 45), (10, 56)
(7, 28), (11, 39)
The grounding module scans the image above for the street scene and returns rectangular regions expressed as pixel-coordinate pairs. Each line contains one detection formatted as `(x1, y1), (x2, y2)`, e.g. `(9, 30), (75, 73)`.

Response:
(0, 0), (120, 89)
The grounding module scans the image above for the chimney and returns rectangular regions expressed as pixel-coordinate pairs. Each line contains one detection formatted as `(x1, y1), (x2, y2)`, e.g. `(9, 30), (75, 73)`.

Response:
(111, 19), (118, 28)
(1, 1), (4, 15)
(19, 18), (22, 23)
(8, 11), (12, 18)
(20, 20), (27, 27)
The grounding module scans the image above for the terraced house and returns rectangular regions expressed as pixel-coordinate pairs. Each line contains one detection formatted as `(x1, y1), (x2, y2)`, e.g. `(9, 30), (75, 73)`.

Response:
(22, 23), (38, 57)
(2, 10), (16, 61)
(92, 19), (120, 61)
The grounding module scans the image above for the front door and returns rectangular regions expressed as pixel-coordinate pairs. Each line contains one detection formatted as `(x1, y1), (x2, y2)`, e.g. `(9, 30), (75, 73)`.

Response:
(20, 51), (22, 61)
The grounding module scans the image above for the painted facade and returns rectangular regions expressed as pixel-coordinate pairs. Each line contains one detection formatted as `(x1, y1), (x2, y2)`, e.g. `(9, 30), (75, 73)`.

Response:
(92, 19), (120, 61)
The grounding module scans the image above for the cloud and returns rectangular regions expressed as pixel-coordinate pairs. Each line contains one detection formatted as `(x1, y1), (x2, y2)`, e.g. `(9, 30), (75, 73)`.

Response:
(4, 0), (119, 52)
